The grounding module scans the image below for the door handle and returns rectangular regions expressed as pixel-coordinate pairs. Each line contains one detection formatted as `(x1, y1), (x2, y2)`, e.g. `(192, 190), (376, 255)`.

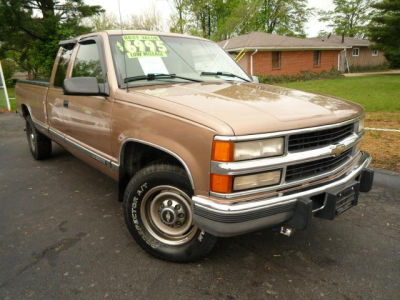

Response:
(63, 100), (69, 108)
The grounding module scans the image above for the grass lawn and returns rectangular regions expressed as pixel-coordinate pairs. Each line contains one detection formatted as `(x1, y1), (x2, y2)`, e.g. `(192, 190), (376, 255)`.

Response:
(279, 75), (400, 172)
(278, 74), (400, 112)
(0, 87), (16, 111)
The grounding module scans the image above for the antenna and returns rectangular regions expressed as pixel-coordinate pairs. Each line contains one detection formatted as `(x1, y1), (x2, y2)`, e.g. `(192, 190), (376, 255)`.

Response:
(117, 0), (129, 92)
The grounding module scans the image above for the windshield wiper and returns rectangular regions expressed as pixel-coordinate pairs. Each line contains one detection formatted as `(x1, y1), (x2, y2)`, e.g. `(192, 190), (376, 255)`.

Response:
(124, 73), (202, 83)
(200, 71), (250, 82)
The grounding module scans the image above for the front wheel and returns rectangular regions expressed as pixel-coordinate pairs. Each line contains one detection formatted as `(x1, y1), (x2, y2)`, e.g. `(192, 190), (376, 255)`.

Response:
(123, 163), (217, 262)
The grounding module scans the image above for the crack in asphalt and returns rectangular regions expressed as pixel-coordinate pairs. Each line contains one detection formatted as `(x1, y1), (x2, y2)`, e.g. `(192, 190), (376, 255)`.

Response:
(0, 232), (86, 289)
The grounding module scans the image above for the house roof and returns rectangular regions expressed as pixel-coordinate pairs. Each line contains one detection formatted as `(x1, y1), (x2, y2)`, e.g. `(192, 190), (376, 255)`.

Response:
(308, 35), (370, 47)
(218, 32), (348, 51)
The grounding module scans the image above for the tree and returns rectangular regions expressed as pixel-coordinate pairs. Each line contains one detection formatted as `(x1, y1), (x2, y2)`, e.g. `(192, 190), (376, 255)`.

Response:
(369, 0), (400, 67)
(169, 0), (312, 40)
(0, 58), (17, 85)
(319, 0), (376, 38)
(86, 12), (119, 31)
(170, 0), (189, 33)
(0, 0), (103, 78)
(128, 5), (163, 31)
(251, 0), (311, 37)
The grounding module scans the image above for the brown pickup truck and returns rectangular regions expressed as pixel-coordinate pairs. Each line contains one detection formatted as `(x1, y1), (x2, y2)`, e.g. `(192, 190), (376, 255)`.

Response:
(16, 30), (374, 262)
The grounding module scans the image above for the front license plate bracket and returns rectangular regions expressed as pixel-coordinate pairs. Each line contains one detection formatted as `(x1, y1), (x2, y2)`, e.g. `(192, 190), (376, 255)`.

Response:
(315, 183), (360, 220)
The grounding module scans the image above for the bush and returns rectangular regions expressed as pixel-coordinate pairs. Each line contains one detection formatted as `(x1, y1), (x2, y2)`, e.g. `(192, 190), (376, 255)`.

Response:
(348, 63), (390, 73)
(0, 59), (17, 86)
(257, 68), (343, 84)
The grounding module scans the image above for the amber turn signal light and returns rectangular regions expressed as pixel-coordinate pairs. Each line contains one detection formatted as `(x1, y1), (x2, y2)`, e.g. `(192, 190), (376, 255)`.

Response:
(212, 141), (234, 162)
(210, 174), (232, 193)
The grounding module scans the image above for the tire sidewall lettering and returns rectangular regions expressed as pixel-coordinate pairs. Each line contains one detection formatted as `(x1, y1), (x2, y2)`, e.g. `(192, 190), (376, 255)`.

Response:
(130, 182), (160, 249)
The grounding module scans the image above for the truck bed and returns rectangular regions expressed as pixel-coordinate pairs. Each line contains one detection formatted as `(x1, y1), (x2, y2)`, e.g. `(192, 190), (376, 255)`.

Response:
(16, 79), (50, 124)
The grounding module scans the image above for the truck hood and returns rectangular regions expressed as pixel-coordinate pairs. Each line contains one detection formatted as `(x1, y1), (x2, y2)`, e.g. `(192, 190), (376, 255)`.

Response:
(131, 82), (363, 135)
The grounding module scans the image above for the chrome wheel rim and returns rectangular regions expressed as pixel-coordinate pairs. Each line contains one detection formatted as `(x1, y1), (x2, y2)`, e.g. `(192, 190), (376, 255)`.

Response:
(27, 124), (36, 153)
(140, 185), (197, 245)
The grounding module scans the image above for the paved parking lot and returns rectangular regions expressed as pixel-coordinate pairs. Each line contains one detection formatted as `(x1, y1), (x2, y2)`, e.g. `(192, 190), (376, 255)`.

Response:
(0, 113), (399, 299)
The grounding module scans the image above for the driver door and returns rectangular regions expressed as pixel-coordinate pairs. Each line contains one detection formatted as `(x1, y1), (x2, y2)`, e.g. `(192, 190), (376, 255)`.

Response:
(63, 37), (113, 156)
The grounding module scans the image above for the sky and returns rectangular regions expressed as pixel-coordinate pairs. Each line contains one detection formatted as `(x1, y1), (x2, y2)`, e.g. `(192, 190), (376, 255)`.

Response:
(85, 0), (334, 38)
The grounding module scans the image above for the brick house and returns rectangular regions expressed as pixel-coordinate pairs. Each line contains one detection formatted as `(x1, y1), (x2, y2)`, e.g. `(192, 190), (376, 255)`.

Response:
(218, 32), (346, 76)
(309, 35), (386, 71)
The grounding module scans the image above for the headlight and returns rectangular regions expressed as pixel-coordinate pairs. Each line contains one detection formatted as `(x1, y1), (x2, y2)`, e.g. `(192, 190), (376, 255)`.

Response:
(358, 118), (364, 133)
(233, 170), (281, 191)
(234, 138), (284, 161)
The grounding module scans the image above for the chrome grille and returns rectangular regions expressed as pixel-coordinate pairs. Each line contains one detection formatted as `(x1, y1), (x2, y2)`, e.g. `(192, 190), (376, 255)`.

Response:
(288, 123), (355, 151)
(285, 149), (352, 182)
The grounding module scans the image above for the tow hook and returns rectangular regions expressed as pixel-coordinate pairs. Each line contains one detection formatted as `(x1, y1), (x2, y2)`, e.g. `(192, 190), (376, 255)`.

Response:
(280, 226), (295, 237)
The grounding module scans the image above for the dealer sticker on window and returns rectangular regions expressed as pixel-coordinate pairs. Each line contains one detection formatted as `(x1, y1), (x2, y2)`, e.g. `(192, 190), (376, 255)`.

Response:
(116, 35), (168, 59)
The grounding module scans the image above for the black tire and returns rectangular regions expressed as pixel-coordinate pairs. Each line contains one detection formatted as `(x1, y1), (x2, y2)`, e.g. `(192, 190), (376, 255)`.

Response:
(25, 116), (52, 160)
(123, 163), (217, 262)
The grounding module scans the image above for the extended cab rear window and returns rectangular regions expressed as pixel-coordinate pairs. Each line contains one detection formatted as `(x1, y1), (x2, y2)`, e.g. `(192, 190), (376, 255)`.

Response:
(54, 48), (72, 88)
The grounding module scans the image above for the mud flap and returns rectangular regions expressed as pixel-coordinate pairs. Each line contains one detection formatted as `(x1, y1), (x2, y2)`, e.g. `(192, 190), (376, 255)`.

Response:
(284, 197), (313, 230)
(359, 168), (374, 192)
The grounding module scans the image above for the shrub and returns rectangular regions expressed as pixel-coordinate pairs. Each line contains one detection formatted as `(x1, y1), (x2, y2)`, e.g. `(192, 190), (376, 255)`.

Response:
(257, 68), (343, 84)
(348, 63), (390, 73)
(0, 59), (17, 86)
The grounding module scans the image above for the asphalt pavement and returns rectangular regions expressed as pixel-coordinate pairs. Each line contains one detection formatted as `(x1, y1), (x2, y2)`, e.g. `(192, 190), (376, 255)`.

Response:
(0, 113), (399, 299)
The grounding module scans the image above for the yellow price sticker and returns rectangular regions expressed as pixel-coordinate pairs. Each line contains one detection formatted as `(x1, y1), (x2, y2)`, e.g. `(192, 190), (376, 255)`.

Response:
(116, 35), (168, 58)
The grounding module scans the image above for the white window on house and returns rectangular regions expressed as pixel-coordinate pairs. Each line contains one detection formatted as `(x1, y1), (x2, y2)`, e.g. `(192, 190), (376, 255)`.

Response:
(352, 48), (360, 56)
(372, 49), (379, 56)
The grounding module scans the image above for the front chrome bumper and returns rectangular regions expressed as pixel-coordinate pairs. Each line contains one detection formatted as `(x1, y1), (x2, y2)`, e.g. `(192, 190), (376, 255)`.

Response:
(192, 152), (372, 237)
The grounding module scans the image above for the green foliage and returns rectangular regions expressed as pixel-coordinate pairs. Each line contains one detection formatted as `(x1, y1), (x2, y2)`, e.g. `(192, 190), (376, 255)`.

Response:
(0, 87), (15, 111)
(0, 59), (17, 86)
(278, 74), (400, 112)
(369, 0), (400, 68)
(86, 8), (163, 32)
(257, 69), (343, 84)
(86, 12), (119, 31)
(0, 0), (103, 78)
(349, 63), (390, 73)
(169, 0), (312, 41)
(250, 0), (310, 37)
(319, 0), (376, 38)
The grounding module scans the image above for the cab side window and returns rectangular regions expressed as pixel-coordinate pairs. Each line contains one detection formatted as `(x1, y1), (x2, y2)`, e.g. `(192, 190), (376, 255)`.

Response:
(72, 42), (104, 83)
(54, 47), (72, 88)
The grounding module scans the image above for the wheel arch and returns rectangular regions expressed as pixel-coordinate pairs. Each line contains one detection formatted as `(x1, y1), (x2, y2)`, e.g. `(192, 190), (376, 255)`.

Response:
(117, 138), (195, 201)
(21, 104), (31, 118)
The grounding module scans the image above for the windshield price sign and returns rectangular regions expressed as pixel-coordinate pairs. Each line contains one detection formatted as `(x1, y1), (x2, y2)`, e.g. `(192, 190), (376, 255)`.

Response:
(116, 35), (168, 59)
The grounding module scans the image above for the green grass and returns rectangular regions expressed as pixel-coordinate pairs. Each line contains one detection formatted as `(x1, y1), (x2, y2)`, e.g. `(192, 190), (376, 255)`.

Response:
(0, 87), (16, 111)
(278, 74), (400, 112)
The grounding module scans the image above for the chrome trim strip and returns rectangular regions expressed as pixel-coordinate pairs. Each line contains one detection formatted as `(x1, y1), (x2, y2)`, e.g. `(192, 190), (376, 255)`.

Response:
(28, 112), (119, 172)
(211, 132), (363, 176)
(48, 127), (63, 140)
(194, 152), (371, 214)
(119, 138), (195, 190)
(47, 126), (119, 171)
(214, 114), (363, 142)
(32, 119), (48, 133)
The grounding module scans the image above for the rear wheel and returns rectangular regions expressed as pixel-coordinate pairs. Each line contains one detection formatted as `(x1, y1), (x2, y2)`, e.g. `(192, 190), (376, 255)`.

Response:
(123, 163), (217, 262)
(25, 116), (52, 160)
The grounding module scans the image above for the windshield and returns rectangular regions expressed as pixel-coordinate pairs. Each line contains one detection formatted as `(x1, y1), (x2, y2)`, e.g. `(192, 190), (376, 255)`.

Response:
(109, 34), (251, 86)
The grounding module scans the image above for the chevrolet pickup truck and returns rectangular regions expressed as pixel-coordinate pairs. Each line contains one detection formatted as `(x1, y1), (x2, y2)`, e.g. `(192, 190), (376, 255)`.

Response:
(16, 30), (374, 262)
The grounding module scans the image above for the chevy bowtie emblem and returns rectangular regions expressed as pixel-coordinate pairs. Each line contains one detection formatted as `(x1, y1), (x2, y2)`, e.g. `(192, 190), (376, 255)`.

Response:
(331, 144), (346, 157)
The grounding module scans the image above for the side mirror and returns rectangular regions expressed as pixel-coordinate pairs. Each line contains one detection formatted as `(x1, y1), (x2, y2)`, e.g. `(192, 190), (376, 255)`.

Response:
(63, 77), (101, 95)
(252, 75), (259, 83)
